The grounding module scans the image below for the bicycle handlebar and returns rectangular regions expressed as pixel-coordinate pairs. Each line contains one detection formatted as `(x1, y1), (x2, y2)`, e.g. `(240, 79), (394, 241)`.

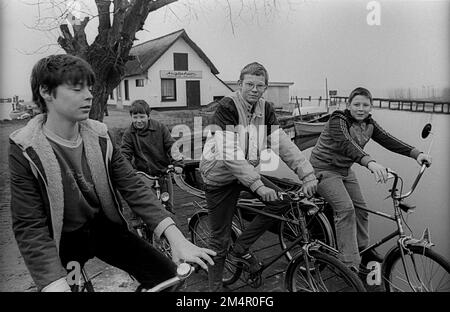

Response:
(145, 263), (194, 292)
(136, 165), (176, 180)
(387, 163), (428, 200)
(278, 190), (305, 202)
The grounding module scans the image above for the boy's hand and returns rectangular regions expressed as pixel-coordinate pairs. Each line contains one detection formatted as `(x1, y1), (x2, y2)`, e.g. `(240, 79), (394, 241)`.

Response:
(368, 161), (388, 183)
(301, 178), (318, 198)
(174, 166), (183, 174)
(416, 153), (432, 167)
(164, 225), (216, 271)
(256, 186), (278, 202)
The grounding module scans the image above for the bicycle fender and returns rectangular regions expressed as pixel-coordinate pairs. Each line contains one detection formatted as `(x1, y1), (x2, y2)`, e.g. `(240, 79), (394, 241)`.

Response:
(188, 210), (209, 232)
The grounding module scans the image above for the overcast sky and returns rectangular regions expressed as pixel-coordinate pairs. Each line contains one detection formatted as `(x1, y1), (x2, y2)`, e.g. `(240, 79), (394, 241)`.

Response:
(1, 0), (449, 100)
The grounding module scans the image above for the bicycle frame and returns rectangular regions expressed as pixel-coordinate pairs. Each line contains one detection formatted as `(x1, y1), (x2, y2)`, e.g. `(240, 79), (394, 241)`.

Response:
(357, 164), (435, 290)
(227, 198), (340, 278)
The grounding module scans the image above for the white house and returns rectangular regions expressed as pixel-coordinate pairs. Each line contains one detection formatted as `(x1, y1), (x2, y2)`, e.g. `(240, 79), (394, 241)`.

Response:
(224, 81), (294, 107)
(108, 29), (232, 110)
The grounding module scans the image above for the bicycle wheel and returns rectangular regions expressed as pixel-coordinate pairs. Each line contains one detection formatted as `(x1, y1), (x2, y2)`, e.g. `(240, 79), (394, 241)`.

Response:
(285, 250), (366, 292)
(279, 204), (335, 261)
(382, 245), (450, 292)
(190, 212), (242, 285)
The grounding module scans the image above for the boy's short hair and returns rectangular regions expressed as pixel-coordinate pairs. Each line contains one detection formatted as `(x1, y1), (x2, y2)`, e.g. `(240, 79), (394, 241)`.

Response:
(129, 100), (151, 116)
(348, 87), (373, 104)
(31, 54), (95, 113)
(239, 62), (269, 85)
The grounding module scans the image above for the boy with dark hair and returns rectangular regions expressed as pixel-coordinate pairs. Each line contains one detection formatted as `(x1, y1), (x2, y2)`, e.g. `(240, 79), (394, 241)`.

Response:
(200, 62), (318, 291)
(9, 54), (215, 292)
(121, 99), (183, 213)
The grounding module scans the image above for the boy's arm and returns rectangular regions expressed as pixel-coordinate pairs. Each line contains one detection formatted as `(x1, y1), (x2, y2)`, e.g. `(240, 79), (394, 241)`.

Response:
(120, 129), (135, 165)
(161, 123), (183, 166)
(265, 104), (315, 182)
(371, 119), (421, 159)
(110, 136), (175, 237)
(9, 143), (67, 291)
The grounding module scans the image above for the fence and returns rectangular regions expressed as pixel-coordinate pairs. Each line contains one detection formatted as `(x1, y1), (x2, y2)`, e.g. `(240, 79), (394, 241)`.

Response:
(332, 96), (450, 114)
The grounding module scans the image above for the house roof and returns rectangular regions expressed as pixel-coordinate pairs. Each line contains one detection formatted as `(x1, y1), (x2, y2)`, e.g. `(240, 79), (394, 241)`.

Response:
(125, 29), (219, 77)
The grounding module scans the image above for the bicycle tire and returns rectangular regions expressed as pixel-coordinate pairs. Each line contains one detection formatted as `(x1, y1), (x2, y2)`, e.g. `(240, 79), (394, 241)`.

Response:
(279, 204), (336, 261)
(382, 245), (450, 292)
(190, 212), (242, 285)
(285, 250), (366, 292)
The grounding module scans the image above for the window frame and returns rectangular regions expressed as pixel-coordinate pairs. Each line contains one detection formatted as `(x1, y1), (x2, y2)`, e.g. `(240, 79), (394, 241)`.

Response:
(135, 79), (144, 87)
(173, 53), (188, 71)
(161, 78), (177, 102)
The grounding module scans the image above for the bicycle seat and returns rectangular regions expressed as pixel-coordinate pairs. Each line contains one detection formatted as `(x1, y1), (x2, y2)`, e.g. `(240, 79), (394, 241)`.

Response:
(399, 201), (415, 213)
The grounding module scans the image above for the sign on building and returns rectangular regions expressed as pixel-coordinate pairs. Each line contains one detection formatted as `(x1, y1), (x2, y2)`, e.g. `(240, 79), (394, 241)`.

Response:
(160, 70), (202, 79)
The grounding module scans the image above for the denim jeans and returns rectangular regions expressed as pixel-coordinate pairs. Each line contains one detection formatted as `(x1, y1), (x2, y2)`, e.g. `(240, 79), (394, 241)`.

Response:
(205, 176), (290, 292)
(59, 213), (177, 289)
(316, 169), (369, 266)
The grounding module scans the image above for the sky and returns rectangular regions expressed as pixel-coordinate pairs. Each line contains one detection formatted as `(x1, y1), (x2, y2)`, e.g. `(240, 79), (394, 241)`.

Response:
(0, 0), (449, 100)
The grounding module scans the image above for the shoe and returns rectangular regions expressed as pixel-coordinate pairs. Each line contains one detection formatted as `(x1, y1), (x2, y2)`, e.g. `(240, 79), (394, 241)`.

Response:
(350, 264), (373, 283)
(228, 250), (262, 274)
(360, 248), (383, 265)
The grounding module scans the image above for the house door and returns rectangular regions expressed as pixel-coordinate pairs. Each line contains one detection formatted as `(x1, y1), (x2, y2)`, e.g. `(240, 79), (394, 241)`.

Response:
(186, 80), (200, 108)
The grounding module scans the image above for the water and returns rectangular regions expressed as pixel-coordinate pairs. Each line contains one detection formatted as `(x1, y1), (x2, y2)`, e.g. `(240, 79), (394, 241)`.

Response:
(0, 103), (13, 120)
(263, 109), (450, 259)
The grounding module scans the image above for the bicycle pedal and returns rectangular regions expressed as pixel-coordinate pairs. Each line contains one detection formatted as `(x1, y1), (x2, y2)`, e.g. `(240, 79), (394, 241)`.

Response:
(247, 273), (263, 288)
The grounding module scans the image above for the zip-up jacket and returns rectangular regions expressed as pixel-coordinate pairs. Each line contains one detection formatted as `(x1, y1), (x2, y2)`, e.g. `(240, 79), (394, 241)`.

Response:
(9, 114), (174, 290)
(121, 118), (181, 176)
(310, 109), (421, 174)
(200, 91), (315, 192)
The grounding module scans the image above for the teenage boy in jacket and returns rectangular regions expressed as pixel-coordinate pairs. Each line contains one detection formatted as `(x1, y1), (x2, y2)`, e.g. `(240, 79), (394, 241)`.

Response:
(200, 62), (318, 291)
(310, 87), (432, 273)
(121, 100), (183, 213)
(8, 54), (215, 292)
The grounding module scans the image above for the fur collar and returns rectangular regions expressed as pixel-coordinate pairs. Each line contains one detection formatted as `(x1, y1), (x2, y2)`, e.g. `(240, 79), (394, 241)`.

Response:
(9, 114), (117, 250)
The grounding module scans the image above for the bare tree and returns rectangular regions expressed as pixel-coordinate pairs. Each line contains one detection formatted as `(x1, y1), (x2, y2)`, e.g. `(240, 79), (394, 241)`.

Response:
(29, 0), (284, 121)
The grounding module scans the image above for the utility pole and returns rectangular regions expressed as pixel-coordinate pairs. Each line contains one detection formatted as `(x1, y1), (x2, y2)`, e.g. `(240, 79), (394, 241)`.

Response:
(325, 78), (329, 113)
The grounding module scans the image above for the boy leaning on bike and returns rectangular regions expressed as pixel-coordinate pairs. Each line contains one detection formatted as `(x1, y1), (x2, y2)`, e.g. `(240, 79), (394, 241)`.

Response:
(8, 54), (215, 292)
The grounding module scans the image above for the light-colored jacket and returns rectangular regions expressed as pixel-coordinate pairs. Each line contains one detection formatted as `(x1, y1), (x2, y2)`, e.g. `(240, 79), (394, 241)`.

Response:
(200, 91), (315, 192)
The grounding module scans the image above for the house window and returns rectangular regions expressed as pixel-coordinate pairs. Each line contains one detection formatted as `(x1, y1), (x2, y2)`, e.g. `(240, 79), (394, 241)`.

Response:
(136, 79), (144, 87)
(124, 80), (129, 100)
(161, 79), (176, 101)
(116, 84), (122, 100)
(109, 91), (114, 100)
(174, 53), (188, 71)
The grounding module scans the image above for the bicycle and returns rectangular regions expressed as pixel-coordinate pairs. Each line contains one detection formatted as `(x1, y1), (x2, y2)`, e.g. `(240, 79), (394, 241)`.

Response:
(71, 262), (194, 292)
(189, 189), (365, 292)
(134, 165), (176, 258)
(346, 164), (450, 292)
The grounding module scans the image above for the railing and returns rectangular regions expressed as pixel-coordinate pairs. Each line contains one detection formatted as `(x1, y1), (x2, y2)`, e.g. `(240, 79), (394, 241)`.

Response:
(332, 96), (450, 114)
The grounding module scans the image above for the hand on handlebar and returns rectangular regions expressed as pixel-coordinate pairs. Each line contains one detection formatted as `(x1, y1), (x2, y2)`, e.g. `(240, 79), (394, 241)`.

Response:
(174, 166), (183, 174)
(301, 178), (318, 198)
(368, 161), (389, 183)
(416, 153), (432, 167)
(256, 186), (278, 202)
(164, 225), (217, 271)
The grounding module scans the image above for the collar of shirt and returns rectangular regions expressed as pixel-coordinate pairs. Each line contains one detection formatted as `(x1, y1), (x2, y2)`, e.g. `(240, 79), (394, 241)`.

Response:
(131, 118), (157, 134)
